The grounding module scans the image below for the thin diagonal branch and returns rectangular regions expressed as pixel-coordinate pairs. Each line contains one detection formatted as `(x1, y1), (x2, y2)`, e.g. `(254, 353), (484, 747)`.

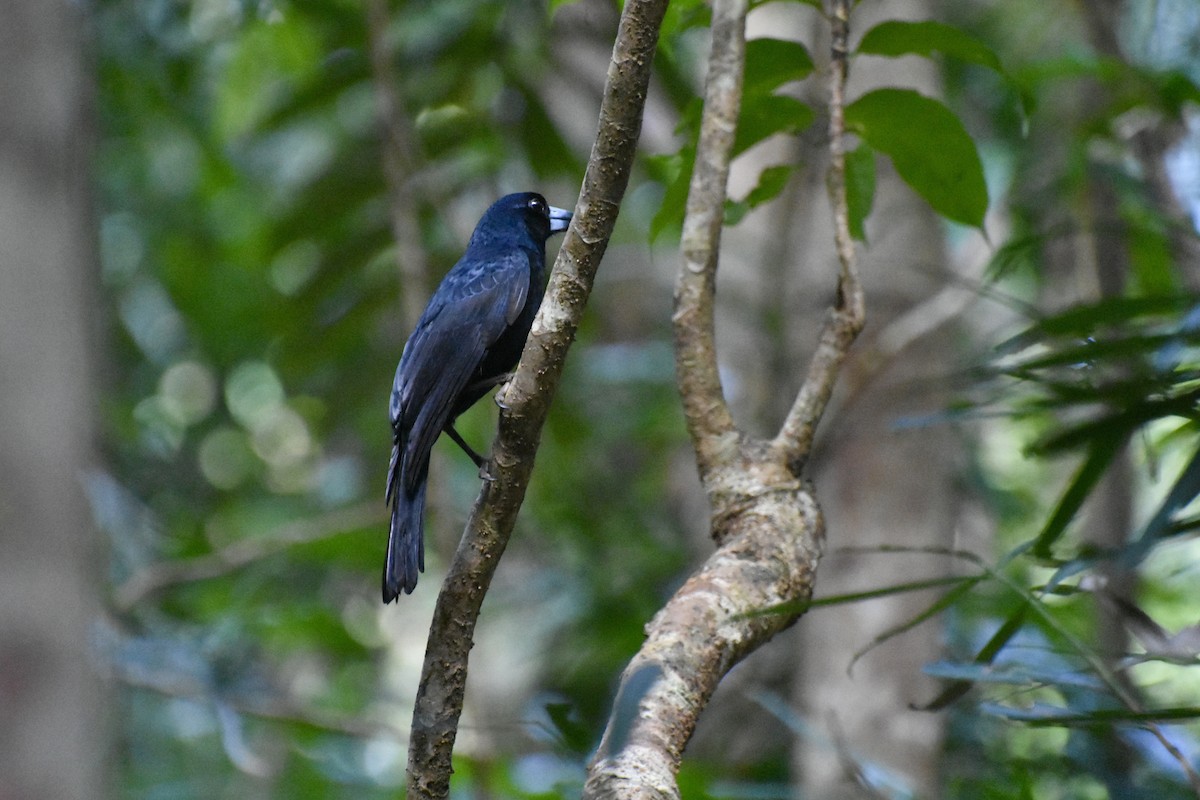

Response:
(771, 0), (865, 474)
(672, 0), (745, 477)
(404, 2), (670, 798)
(113, 502), (382, 611)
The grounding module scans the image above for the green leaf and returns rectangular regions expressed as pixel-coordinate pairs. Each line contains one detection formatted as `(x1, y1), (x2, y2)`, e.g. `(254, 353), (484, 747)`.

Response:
(1137, 444), (1200, 546)
(982, 703), (1200, 726)
(744, 38), (814, 98)
(857, 20), (1004, 74)
(726, 165), (793, 227)
(918, 604), (1027, 711)
(745, 164), (794, 206)
(845, 143), (876, 241)
(648, 150), (692, 242)
(1031, 432), (1126, 558)
(997, 295), (1189, 349)
(734, 94), (814, 155)
(845, 89), (988, 228)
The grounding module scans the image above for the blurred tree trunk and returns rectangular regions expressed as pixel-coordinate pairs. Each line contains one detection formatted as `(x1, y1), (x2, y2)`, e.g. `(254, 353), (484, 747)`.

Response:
(0, 2), (108, 799)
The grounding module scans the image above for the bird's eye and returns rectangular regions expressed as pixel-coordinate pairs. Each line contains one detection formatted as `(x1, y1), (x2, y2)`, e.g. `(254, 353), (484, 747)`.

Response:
(528, 197), (547, 214)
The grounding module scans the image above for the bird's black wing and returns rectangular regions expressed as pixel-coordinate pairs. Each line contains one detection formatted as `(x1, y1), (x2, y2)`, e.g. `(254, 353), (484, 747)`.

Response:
(389, 250), (532, 494)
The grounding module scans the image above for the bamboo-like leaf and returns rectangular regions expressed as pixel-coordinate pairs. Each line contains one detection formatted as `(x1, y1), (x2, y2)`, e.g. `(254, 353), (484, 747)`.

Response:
(1135, 443), (1200, 546)
(982, 703), (1200, 726)
(917, 604), (1028, 711)
(1031, 432), (1126, 558)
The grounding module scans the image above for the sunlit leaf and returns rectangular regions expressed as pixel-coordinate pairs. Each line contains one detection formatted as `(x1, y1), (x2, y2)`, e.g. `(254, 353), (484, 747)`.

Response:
(845, 89), (987, 228)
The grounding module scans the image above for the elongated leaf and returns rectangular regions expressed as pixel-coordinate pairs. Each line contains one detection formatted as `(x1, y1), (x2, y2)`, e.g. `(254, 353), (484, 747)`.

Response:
(923, 661), (1103, 689)
(996, 295), (1191, 351)
(918, 604), (1027, 711)
(1137, 443), (1200, 545)
(1031, 432), (1127, 558)
(741, 574), (975, 620)
(845, 89), (987, 228)
(983, 703), (1200, 726)
(1030, 392), (1198, 454)
(849, 574), (984, 671)
(857, 20), (1004, 74)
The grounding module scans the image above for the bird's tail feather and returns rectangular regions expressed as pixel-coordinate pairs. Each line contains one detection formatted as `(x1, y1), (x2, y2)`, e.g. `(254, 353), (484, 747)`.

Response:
(383, 452), (427, 602)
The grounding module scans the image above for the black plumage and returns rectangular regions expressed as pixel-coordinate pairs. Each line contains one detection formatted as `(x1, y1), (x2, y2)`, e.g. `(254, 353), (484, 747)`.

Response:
(384, 192), (572, 602)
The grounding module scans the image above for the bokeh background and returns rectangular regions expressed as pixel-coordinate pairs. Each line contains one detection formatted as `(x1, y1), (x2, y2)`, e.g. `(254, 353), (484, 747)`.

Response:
(5, 0), (1200, 798)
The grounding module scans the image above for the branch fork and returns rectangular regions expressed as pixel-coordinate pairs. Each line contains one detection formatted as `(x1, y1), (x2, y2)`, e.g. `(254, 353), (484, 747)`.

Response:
(585, 0), (864, 796)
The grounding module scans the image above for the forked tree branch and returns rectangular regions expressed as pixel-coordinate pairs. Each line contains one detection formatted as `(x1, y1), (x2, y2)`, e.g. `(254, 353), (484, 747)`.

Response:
(404, 2), (670, 798)
(583, 1), (862, 796)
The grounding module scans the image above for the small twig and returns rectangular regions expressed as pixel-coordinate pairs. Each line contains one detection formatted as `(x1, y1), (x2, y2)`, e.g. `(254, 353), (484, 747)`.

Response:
(113, 502), (382, 611)
(366, 0), (431, 329)
(111, 652), (407, 741)
(770, 0), (865, 474)
(405, 2), (670, 798)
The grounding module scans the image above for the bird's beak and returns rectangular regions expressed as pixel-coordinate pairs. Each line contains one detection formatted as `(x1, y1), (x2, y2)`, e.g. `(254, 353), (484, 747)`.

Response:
(549, 206), (573, 234)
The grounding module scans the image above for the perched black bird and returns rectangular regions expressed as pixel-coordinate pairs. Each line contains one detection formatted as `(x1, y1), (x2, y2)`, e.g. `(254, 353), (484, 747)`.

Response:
(384, 192), (572, 602)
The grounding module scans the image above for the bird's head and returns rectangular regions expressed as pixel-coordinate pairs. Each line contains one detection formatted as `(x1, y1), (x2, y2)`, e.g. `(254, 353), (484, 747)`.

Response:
(471, 192), (573, 250)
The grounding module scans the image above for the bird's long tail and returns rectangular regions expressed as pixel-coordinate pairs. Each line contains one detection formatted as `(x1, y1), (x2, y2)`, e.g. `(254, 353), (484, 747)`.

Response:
(383, 445), (427, 602)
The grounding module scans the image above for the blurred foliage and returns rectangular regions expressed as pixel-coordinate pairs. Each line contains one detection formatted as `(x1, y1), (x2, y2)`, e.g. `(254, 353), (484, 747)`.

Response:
(93, 0), (1200, 798)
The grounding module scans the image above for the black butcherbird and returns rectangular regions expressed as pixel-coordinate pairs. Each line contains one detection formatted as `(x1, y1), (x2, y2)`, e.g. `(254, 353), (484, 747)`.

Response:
(384, 192), (572, 602)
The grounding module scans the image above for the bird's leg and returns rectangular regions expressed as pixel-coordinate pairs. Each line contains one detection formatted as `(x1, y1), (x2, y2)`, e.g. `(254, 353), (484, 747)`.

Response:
(462, 373), (510, 397)
(461, 372), (517, 411)
(444, 423), (497, 482)
(444, 424), (485, 468)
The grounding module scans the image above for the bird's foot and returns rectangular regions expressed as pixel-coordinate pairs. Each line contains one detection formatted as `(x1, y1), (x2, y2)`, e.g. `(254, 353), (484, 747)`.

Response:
(494, 377), (514, 411)
(478, 460), (497, 482)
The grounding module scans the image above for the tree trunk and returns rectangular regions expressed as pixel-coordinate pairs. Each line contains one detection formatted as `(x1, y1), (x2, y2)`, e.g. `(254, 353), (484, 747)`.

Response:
(0, 2), (109, 798)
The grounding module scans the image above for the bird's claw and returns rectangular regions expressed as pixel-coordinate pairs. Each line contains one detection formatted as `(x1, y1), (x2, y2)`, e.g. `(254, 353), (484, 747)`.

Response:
(478, 461), (497, 482)
(494, 379), (513, 411)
